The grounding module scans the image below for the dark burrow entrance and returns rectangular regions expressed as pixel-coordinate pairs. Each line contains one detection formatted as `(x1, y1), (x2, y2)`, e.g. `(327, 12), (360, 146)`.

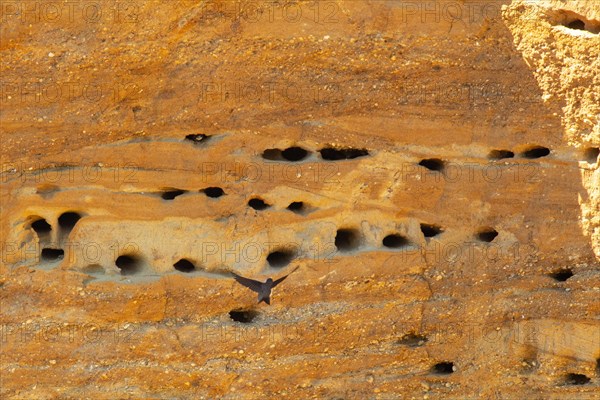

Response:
(266, 250), (295, 268)
(561, 12), (600, 34)
(287, 201), (305, 213)
(564, 373), (590, 385)
(476, 228), (498, 243)
(566, 19), (585, 30)
(488, 150), (515, 160)
(262, 146), (310, 161)
(549, 268), (573, 282)
(31, 218), (52, 236)
(201, 187), (225, 198)
(584, 147), (599, 163)
(248, 197), (270, 210)
(229, 309), (258, 323)
(521, 146), (550, 159)
(335, 229), (360, 252)
(419, 158), (445, 172)
(58, 212), (82, 232)
(420, 224), (443, 238)
(432, 362), (455, 375)
(282, 146), (309, 161)
(41, 248), (64, 261)
(173, 259), (196, 273)
(382, 234), (409, 248)
(115, 255), (143, 275)
(319, 147), (369, 160)
(161, 189), (187, 200)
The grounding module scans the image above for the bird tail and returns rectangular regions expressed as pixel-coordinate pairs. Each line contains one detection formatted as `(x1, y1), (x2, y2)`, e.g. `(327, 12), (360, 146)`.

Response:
(261, 297), (270, 305)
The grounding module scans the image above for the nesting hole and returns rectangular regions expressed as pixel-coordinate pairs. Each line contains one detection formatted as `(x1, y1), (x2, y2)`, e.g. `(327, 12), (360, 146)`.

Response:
(267, 250), (295, 268)
(282, 146), (309, 161)
(262, 147), (310, 161)
(584, 147), (599, 163)
(185, 134), (210, 144)
(477, 228), (498, 243)
(432, 362), (455, 375)
(398, 333), (428, 347)
(229, 309), (258, 323)
(262, 149), (281, 160)
(488, 150), (514, 160)
(115, 255), (142, 275)
(31, 218), (52, 235)
(382, 234), (409, 248)
(567, 19), (586, 30)
(319, 147), (369, 160)
(202, 187), (225, 198)
(287, 201), (305, 213)
(556, 10), (600, 34)
(564, 373), (590, 385)
(521, 146), (550, 159)
(560, 11), (600, 34)
(420, 224), (443, 238)
(248, 197), (270, 210)
(161, 189), (187, 200)
(173, 259), (196, 273)
(419, 158), (445, 172)
(41, 248), (64, 261)
(549, 268), (573, 282)
(335, 229), (361, 252)
(58, 212), (82, 232)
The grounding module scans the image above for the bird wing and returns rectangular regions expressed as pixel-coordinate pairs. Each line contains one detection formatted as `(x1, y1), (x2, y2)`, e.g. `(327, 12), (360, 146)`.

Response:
(232, 273), (263, 293)
(272, 266), (299, 288)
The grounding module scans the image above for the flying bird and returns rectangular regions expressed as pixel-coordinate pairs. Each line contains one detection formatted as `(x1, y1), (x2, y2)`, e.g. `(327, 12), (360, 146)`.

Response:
(232, 266), (299, 305)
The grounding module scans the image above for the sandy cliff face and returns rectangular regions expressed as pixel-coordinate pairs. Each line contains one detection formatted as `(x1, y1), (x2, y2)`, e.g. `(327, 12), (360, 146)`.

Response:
(504, 0), (600, 260)
(1, 1), (599, 399)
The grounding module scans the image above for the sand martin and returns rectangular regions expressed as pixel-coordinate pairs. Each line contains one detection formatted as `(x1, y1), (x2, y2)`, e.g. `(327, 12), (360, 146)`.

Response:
(232, 266), (299, 305)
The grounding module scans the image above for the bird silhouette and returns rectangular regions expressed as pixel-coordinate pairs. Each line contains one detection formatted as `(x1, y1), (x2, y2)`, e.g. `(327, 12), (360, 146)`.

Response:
(232, 266), (298, 305)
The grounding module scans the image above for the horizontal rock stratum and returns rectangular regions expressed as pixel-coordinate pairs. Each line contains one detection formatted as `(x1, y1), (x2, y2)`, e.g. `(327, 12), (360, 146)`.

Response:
(1, 1), (599, 399)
